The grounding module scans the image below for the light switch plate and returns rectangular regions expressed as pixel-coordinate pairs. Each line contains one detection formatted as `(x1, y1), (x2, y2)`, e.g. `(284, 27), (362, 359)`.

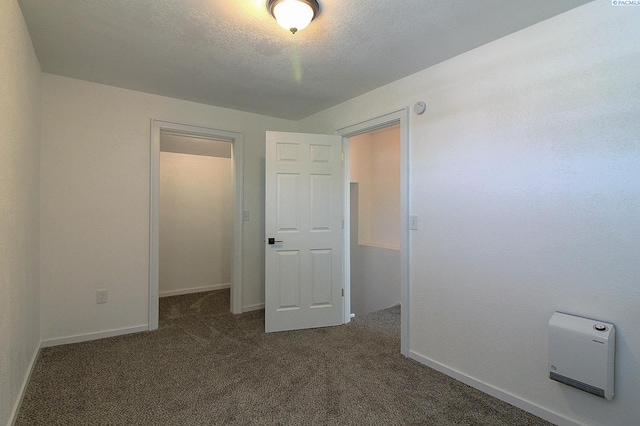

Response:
(409, 215), (419, 230)
(97, 289), (108, 304)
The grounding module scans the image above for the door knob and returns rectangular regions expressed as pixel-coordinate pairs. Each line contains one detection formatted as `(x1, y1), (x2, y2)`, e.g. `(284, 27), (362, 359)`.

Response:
(268, 238), (283, 245)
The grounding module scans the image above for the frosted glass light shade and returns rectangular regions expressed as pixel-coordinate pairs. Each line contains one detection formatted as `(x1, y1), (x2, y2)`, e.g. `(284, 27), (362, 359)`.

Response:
(268, 0), (319, 34)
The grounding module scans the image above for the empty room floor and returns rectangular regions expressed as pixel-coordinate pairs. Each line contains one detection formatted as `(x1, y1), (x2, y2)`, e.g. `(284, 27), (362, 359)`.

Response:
(17, 290), (551, 425)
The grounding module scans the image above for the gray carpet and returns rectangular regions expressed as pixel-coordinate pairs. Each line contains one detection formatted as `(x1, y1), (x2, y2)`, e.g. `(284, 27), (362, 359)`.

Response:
(17, 290), (552, 425)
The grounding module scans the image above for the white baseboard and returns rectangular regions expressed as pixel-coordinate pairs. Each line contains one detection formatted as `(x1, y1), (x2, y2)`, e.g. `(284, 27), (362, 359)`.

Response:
(41, 325), (148, 348)
(408, 350), (580, 426)
(242, 303), (265, 312)
(159, 283), (230, 298)
(9, 341), (41, 426)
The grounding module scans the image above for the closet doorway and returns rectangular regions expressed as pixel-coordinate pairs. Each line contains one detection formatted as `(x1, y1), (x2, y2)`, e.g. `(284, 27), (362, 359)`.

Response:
(149, 120), (244, 330)
(159, 134), (233, 298)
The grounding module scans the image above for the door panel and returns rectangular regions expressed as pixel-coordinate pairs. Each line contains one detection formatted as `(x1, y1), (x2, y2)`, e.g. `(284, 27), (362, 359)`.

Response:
(310, 174), (332, 230)
(276, 174), (299, 231)
(265, 131), (343, 333)
(310, 249), (332, 306)
(276, 250), (300, 309)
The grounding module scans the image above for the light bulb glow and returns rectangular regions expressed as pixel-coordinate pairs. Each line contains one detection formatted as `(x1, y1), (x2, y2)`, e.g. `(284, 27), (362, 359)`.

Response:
(272, 0), (315, 33)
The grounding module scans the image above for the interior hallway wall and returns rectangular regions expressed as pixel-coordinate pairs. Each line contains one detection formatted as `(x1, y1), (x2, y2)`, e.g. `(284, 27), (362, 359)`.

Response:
(39, 74), (297, 344)
(298, 3), (640, 425)
(350, 126), (401, 247)
(0, 1), (42, 424)
(159, 150), (233, 296)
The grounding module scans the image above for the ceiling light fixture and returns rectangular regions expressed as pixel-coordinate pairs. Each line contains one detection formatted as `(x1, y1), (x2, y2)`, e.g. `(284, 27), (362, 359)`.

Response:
(267, 0), (320, 34)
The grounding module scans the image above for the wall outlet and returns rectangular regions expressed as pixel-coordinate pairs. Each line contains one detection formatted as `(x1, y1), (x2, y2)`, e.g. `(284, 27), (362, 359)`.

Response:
(97, 289), (108, 304)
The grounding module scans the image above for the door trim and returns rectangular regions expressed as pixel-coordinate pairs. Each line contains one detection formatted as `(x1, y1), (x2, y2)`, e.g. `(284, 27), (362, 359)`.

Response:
(336, 108), (410, 357)
(149, 120), (244, 330)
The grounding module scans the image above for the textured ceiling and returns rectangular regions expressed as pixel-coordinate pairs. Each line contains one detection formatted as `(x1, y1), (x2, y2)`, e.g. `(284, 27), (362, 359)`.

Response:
(18, 0), (593, 120)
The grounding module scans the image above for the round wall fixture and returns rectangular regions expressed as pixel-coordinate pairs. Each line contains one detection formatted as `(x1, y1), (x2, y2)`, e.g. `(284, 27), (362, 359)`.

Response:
(414, 101), (427, 115)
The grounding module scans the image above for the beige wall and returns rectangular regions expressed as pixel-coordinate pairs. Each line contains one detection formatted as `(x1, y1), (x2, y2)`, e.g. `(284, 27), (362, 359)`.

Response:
(0, 1), (42, 424)
(159, 151), (233, 296)
(40, 74), (297, 343)
(300, 3), (640, 425)
(350, 125), (401, 248)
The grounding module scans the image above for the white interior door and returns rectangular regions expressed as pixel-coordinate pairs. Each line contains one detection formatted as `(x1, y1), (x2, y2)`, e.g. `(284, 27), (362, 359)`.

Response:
(265, 131), (344, 333)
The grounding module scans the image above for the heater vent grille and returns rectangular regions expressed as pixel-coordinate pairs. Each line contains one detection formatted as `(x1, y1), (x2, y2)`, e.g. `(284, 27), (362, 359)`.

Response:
(550, 372), (605, 398)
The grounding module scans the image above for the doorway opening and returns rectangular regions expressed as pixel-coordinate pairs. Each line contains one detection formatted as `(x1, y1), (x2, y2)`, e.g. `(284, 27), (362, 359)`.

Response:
(349, 124), (401, 316)
(149, 120), (244, 330)
(159, 134), (233, 298)
(337, 109), (410, 356)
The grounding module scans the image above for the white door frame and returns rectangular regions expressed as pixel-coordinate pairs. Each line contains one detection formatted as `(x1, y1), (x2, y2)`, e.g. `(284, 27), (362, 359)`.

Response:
(337, 108), (410, 356)
(149, 119), (244, 330)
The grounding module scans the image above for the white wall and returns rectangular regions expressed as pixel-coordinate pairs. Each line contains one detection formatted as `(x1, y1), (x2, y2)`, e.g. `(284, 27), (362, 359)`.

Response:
(0, 1), (42, 424)
(300, 2), (640, 425)
(40, 74), (296, 343)
(350, 239), (401, 316)
(350, 245), (400, 316)
(159, 151), (233, 296)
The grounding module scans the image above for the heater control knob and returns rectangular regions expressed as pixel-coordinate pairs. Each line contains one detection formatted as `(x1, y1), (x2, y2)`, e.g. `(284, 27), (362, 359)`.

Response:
(594, 324), (608, 332)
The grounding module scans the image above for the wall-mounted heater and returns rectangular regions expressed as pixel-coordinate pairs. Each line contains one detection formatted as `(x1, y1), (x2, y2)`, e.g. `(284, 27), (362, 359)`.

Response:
(548, 312), (615, 400)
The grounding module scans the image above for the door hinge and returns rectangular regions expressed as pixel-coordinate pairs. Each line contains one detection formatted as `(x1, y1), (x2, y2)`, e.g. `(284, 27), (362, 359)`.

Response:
(342, 289), (344, 297)
(341, 151), (344, 161)
(341, 220), (344, 229)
